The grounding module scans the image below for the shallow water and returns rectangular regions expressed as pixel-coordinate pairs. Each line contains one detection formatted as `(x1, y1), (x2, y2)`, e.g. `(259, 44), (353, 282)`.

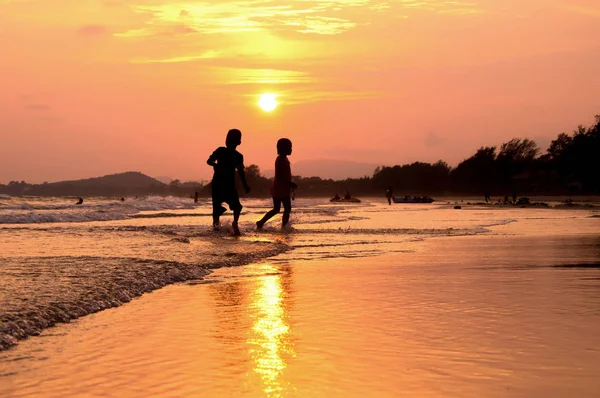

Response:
(1, 234), (599, 397)
(0, 196), (599, 396)
(2, 196), (514, 349)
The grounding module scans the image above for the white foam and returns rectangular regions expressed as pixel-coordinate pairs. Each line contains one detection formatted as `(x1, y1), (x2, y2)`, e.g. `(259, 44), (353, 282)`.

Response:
(0, 196), (198, 224)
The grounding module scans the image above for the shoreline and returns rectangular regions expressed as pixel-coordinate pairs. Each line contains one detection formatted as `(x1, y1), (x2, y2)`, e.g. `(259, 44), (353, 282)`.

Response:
(1, 199), (597, 353)
(0, 239), (289, 351)
(0, 198), (597, 227)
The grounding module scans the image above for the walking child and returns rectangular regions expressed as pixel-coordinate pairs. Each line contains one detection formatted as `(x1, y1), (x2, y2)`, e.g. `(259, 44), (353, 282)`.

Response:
(256, 138), (297, 229)
(207, 129), (251, 236)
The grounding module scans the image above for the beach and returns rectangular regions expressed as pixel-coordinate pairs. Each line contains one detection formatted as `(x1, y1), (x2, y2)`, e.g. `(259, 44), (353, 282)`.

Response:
(0, 196), (599, 396)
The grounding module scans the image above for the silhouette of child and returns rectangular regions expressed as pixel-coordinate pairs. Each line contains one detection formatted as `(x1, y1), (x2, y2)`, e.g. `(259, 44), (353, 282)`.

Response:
(256, 138), (297, 229)
(207, 129), (251, 236)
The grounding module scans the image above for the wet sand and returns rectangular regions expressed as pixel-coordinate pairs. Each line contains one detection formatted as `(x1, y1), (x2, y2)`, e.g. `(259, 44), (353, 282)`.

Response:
(1, 229), (599, 397)
(0, 227), (287, 350)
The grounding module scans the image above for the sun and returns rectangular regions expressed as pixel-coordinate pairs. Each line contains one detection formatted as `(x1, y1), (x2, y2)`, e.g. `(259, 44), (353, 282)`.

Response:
(258, 93), (278, 112)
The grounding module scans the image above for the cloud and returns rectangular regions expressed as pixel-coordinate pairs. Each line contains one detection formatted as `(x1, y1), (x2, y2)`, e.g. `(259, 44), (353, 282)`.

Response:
(77, 25), (108, 36)
(163, 24), (198, 35)
(277, 16), (357, 35)
(397, 0), (483, 14)
(276, 90), (383, 105)
(114, 0), (390, 38)
(130, 50), (220, 63)
(215, 68), (315, 85)
(111, 0), (489, 67)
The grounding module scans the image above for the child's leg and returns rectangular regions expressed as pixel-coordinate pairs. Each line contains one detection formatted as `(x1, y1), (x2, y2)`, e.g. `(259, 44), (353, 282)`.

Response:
(257, 198), (282, 228)
(232, 205), (242, 226)
(212, 186), (228, 226)
(228, 194), (243, 235)
(231, 207), (242, 235)
(212, 196), (222, 226)
(281, 196), (292, 227)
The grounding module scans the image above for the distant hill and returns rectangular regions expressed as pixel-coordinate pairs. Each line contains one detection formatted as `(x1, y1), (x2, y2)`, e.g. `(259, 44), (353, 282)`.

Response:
(25, 172), (168, 196)
(154, 175), (173, 184)
(264, 159), (379, 180)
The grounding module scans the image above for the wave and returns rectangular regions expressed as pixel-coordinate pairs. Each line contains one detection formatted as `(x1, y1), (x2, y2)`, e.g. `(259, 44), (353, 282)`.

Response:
(0, 241), (289, 351)
(76, 224), (488, 240)
(478, 219), (518, 228)
(269, 226), (488, 236)
(130, 212), (210, 219)
(0, 196), (198, 224)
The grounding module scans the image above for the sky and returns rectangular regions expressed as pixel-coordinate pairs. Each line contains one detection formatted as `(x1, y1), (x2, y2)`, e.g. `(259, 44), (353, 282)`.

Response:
(1, 0), (599, 183)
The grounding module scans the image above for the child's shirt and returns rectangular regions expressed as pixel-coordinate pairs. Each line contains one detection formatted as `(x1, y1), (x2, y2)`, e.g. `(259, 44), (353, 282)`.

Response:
(208, 147), (244, 189)
(271, 155), (292, 198)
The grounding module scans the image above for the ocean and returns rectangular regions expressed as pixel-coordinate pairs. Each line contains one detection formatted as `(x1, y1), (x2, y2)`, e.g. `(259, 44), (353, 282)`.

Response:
(0, 195), (599, 396)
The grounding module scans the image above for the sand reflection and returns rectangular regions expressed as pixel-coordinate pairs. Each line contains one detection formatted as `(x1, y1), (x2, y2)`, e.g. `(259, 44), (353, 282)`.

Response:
(247, 263), (294, 397)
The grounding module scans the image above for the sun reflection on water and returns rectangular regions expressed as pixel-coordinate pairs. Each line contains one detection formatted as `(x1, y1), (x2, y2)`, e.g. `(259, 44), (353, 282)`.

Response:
(247, 264), (294, 397)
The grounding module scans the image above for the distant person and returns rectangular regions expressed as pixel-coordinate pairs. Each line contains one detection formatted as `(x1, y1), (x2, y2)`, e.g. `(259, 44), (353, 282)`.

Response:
(512, 190), (517, 203)
(484, 188), (491, 203)
(194, 191), (199, 203)
(75, 197), (83, 205)
(386, 186), (393, 205)
(256, 138), (297, 230)
(344, 191), (351, 200)
(333, 192), (341, 201)
(207, 128), (251, 236)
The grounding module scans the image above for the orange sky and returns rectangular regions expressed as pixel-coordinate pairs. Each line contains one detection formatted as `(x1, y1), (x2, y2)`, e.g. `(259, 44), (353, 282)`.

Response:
(1, 0), (599, 183)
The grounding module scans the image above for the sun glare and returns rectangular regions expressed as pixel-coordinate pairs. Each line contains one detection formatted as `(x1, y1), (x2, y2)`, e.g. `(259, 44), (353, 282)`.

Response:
(258, 93), (278, 112)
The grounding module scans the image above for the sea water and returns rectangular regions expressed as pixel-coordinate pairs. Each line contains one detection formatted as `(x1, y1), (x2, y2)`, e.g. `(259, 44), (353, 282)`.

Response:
(0, 196), (599, 396)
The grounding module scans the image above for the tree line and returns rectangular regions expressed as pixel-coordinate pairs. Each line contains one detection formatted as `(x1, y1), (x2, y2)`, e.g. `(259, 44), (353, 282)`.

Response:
(2, 115), (598, 197)
(236, 114), (599, 197)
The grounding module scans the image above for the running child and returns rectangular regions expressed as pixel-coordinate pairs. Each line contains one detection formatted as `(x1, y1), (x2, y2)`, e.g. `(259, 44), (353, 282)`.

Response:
(207, 129), (251, 236)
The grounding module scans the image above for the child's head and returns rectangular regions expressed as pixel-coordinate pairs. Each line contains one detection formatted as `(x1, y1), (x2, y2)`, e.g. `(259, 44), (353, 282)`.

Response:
(226, 129), (242, 148)
(277, 138), (292, 156)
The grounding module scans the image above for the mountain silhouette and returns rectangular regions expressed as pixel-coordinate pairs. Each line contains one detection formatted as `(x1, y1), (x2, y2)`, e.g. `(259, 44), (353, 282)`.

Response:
(25, 172), (167, 196)
(154, 175), (174, 184)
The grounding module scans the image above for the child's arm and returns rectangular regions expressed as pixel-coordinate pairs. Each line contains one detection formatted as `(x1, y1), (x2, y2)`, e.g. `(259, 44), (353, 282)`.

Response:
(207, 148), (219, 166)
(237, 158), (251, 193)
